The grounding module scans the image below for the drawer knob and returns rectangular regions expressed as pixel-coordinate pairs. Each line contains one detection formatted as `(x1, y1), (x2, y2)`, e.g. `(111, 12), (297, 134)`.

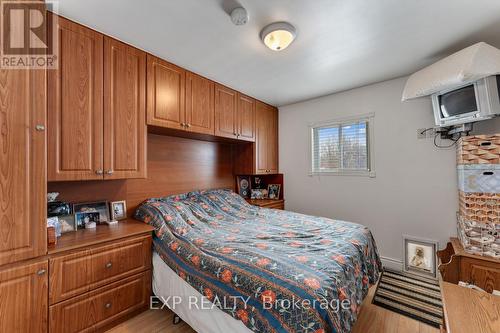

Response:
(105, 262), (113, 269)
(105, 302), (112, 309)
(37, 269), (46, 276)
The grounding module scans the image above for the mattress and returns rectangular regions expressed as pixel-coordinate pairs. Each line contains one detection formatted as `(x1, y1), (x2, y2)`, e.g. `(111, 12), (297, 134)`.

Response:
(135, 189), (382, 333)
(152, 251), (251, 333)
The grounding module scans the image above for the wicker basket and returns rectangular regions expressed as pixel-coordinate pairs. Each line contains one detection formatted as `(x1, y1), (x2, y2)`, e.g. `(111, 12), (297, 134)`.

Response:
(457, 214), (500, 258)
(457, 134), (500, 165)
(458, 191), (500, 224)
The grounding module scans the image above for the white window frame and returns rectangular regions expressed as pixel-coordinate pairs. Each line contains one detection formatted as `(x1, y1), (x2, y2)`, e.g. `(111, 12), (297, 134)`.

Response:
(308, 113), (375, 177)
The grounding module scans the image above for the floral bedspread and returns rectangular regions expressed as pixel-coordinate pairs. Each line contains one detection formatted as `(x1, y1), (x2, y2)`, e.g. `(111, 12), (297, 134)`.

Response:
(135, 189), (381, 333)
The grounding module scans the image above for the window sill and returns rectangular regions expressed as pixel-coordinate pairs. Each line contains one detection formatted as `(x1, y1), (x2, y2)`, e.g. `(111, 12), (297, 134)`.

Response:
(308, 170), (376, 178)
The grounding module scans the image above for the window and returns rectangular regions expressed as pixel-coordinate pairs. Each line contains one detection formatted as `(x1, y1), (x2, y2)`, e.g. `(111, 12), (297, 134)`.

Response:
(310, 114), (375, 176)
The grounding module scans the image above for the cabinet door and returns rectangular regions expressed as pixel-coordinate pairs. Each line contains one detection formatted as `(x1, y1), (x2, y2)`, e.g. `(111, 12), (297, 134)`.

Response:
(185, 72), (215, 135)
(146, 55), (185, 130)
(237, 94), (256, 142)
(0, 260), (48, 333)
(267, 106), (279, 173)
(48, 15), (104, 181)
(103, 37), (147, 179)
(255, 101), (269, 174)
(214, 84), (238, 139)
(0, 20), (46, 265)
(460, 258), (500, 293)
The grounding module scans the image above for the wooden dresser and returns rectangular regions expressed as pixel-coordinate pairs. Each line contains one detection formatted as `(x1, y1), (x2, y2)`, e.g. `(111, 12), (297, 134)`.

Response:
(47, 220), (154, 333)
(437, 238), (500, 293)
(437, 238), (500, 333)
(246, 199), (285, 210)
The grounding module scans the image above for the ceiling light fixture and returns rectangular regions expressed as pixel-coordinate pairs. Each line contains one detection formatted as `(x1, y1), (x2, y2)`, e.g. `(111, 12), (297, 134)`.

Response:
(260, 22), (296, 51)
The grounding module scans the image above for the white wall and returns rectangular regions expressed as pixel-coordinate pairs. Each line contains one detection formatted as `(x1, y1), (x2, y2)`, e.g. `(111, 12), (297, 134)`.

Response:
(279, 76), (500, 269)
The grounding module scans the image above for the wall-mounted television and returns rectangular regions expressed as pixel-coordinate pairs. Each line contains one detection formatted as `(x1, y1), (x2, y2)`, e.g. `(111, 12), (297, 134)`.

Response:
(431, 75), (500, 127)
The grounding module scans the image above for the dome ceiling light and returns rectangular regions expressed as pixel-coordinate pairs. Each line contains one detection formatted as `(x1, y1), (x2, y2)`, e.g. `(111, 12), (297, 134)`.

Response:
(260, 22), (296, 52)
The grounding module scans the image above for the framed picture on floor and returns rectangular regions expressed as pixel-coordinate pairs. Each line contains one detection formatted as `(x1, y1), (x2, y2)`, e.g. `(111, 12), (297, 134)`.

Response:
(403, 235), (439, 279)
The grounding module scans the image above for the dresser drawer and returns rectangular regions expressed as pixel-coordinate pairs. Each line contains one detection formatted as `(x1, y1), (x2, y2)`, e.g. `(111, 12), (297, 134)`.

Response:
(460, 257), (500, 293)
(50, 235), (152, 304)
(49, 271), (151, 333)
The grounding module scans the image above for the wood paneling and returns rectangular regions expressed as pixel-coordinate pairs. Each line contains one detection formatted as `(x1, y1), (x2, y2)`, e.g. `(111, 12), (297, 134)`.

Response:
(104, 37), (147, 179)
(48, 134), (235, 216)
(147, 55), (186, 130)
(214, 84), (238, 139)
(237, 93), (256, 142)
(49, 234), (151, 304)
(185, 72), (215, 135)
(126, 134), (235, 213)
(0, 6), (46, 265)
(48, 14), (104, 181)
(50, 271), (151, 333)
(0, 259), (48, 333)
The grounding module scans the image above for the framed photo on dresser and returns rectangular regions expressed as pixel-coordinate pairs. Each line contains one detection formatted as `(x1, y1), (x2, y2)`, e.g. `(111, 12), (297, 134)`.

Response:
(237, 176), (252, 199)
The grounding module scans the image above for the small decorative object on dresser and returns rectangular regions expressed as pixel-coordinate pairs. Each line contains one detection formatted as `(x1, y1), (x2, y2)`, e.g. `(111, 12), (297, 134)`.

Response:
(110, 200), (127, 221)
(75, 212), (100, 230)
(237, 175), (252, 198)
(73, 201), (110, 223)
(403, 235), (439, 279)
(267, 184), (281, 199)
(251, 188), (268, 199)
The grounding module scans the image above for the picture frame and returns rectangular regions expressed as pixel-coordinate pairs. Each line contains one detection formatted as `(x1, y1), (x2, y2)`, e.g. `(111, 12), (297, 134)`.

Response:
(75, 212), (100, 230)
(267, 184), (281, 200)
(57, 215), (76, 233)
(403, 235), (439, 279)
(251, 189), (268, 200)
(73, 201), (109, 224)
(110, 200), (127, 221)
(237, 176), (252, 199)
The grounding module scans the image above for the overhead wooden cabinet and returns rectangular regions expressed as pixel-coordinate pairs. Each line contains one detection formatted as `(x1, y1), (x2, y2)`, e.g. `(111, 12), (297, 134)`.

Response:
(48, 15), (104, 181)
(214, 84), (238, 139)
(237, 94), (256, 142)
(185, 72), (215, 135)
(255, 102), (279, 174)
(0, 260), (48, 333)
(103, 37), (147, 179)
(147, 55), (186, 130)
(48, 16), (146, 181)
(0, 28), (47, 265)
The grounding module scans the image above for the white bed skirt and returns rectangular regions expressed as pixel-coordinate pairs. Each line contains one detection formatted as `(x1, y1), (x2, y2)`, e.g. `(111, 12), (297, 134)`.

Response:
(152, 252), (252, 333)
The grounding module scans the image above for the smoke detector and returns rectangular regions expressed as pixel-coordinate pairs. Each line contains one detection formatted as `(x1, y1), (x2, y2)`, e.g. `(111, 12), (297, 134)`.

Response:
(230, 7), (249, 26)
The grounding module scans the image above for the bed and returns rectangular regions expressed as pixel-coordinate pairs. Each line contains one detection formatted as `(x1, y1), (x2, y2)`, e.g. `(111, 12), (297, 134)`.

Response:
(135, 189), (381, 333)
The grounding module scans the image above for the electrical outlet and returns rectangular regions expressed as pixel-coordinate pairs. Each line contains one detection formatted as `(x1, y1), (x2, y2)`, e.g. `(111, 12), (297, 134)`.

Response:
(417, 128), (435, 139)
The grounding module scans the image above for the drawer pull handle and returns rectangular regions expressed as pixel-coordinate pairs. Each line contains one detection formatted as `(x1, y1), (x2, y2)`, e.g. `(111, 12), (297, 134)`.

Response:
(37, 269), (46, 276)
(105, 262), (113, 269)
(105, 302), (112, 309)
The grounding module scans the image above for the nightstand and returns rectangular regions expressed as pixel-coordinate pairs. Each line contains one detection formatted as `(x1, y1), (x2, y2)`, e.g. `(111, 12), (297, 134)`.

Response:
(246, 199), (285, 210)
(47, 219), (154, 333)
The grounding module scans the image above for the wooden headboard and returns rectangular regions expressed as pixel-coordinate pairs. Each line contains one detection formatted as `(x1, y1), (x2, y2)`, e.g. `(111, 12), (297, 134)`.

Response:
(48, 134), (236, 216)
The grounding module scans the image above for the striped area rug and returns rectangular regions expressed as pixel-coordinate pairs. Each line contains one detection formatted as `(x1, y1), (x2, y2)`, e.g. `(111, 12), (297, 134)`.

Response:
(372, 269), (443, 328)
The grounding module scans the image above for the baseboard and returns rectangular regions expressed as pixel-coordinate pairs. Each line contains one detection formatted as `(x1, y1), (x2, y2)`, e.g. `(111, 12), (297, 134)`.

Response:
(380, 256), (403, 271)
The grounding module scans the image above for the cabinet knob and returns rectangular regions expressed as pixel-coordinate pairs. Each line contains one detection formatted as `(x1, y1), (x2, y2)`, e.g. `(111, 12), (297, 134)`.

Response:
(105, 302), (112, 309)
(186, 123), (191, 128)
(35, 125), (45, 131)
(95, 169), (103, 175)
(105, 262), (113, 269)
(181, 123), (186, 127)
(37, 269), (46, 276)
(105, 170), (113, 175)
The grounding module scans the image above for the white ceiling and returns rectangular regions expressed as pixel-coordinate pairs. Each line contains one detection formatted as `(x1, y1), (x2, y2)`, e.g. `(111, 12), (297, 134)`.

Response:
(55, 0), (500, 106)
